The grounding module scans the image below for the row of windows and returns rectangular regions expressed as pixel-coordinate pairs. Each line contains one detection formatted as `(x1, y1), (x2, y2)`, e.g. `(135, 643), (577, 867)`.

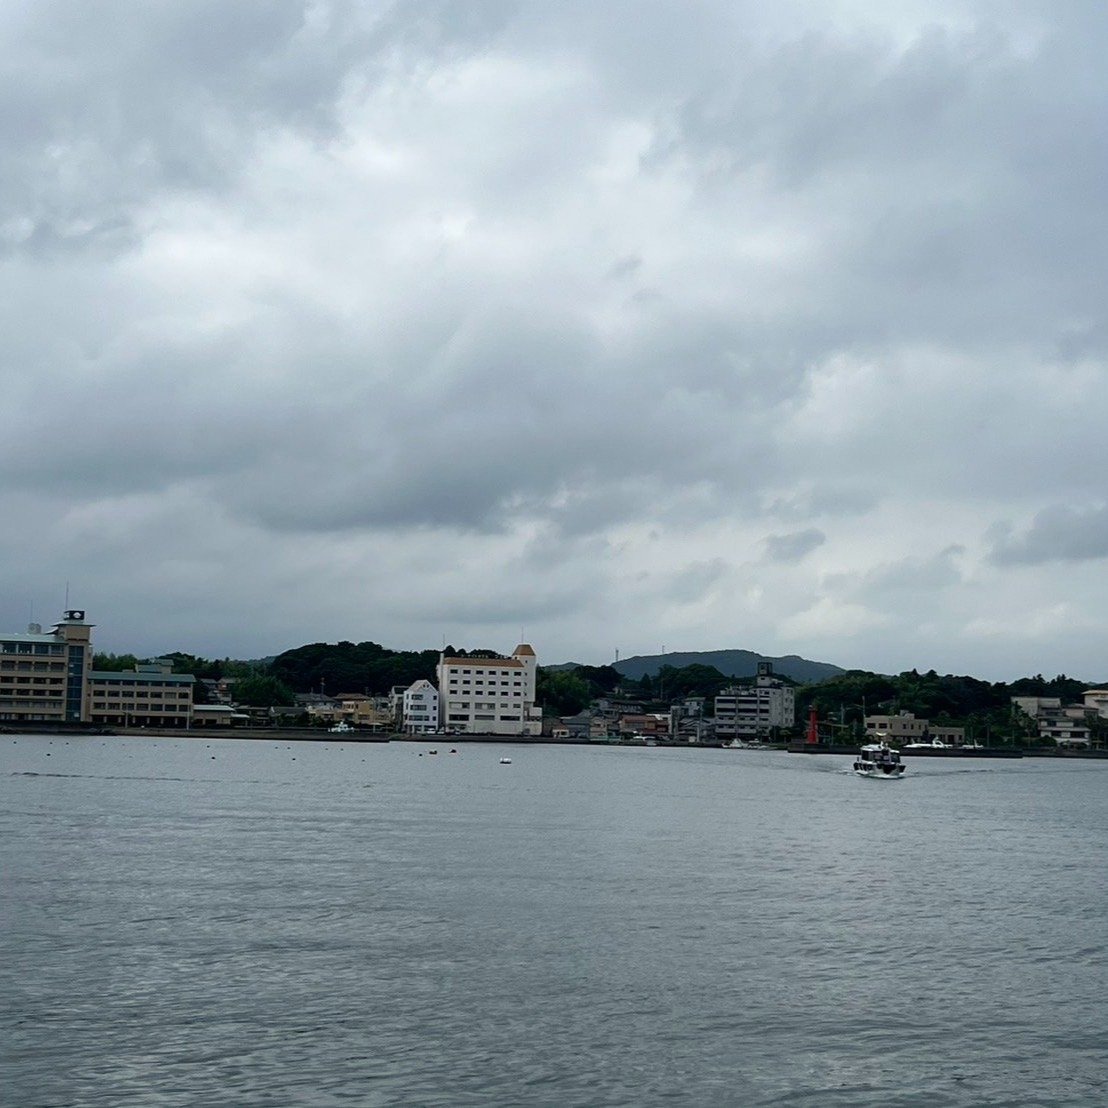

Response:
(91, 702), (192, 712)
(450, 685), (523, 695)
(447, 667), (521, 675)
(83, 692), (190, 702)
(93, 713), (189, 723)
(90, 678), (192, 688)
(89, 690), (190, 699)
(446, 713), (524, 723)
(442, 701), (524, 710)
(449, 678), (522, 685)
(0, 699), (63, 709)
(0, 643), (65, 656)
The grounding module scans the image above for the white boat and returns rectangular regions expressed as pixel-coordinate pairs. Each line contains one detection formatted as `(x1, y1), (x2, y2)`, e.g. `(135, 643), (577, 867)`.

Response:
(328, 721), (354, 734)
(904, 738), (947, 750)
(853, 742), (905, 778)
(499, 757), (512, 764)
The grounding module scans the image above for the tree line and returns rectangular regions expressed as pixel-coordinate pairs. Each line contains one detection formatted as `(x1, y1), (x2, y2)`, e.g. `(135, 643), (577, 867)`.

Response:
(93, 642), (1103, 739)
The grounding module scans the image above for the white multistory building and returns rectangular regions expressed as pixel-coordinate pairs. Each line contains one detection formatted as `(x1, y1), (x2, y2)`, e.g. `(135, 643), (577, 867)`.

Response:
(402, 679), (439, 734)
(436, 644), (542, 736)
(715, 662), (795, 739)
(1012, 695), (1093, 746)
(1083, 689), (1108, 719)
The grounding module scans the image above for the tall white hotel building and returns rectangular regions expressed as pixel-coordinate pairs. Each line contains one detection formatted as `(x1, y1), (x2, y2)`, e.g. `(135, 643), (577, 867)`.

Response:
(436, 644), (542, 736)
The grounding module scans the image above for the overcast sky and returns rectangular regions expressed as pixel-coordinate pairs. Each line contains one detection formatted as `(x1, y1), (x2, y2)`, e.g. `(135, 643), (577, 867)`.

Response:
(2, 1), (1106, 680)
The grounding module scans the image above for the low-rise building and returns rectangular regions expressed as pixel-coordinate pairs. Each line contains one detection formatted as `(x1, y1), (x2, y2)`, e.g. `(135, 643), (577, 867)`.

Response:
(864, 711), (929, 742)
(387, 685), (408, 727)
(402, 680), (439, 733)
(87, 659), (195, 728)
(864, 711), (964, 746)
(1083, 689), (1108, 719)
(559, 710), (596, 739)
(618, 713), (670, 738)
(1038, 713), (1091, 746)
(1012, 696), (1094, 745)
(1011, 696), (1062, 720)
(436, 644), (542, 736)
(329, 693), (393, 730)
(594, 697), (644, 721)
(303, 697), (343, 725)
(928, 724), (966, 745)
(191, 704), (244, 728)
(199, 677), (238, 705)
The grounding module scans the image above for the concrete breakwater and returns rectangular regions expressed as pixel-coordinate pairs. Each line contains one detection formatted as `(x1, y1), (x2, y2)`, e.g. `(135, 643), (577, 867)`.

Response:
(788, 742), (1108, 760)
(788, 742), (1023, 758)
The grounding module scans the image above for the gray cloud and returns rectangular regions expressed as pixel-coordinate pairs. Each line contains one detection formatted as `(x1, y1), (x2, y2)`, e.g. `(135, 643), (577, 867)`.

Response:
(763, 528), (826, 564)
(1, 1), (1107, 679)
(665, 559), (731, 604)
(989, 506), (1108, 566)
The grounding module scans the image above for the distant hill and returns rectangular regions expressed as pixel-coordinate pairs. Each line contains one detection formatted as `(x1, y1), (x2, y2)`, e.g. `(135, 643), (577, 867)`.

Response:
(608, 649), (845, 684)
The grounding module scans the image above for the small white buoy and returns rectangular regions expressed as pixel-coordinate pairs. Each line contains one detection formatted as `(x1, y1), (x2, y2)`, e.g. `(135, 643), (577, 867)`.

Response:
(500, 757), (512, 765)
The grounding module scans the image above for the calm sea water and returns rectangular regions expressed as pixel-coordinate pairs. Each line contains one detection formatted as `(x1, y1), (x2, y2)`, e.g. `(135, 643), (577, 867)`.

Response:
(2, 736), (1106, 1107)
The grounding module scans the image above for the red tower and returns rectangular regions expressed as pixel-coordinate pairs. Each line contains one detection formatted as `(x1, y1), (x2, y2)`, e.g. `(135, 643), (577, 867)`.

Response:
(806, 705), (819, 744)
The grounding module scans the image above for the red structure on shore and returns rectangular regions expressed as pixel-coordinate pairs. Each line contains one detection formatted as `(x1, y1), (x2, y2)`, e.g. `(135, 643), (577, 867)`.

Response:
(806, 706), (819, 744)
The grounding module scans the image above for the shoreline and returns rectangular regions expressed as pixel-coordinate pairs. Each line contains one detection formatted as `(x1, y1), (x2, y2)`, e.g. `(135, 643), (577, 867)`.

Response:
(4, 725), (1106, 759)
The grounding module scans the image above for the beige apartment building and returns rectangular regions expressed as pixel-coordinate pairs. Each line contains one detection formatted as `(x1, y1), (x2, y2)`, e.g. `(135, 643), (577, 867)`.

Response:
(86, 659), (195, 728)
(865, 711), (964, 745)
(0, 610), (94, 724)
(1, 611), (197, 728)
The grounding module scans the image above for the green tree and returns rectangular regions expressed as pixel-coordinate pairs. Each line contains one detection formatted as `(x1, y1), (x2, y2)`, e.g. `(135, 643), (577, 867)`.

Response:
(536, 670), (592, 716)
(92, 652), (140, 671)
(571, 664), (623, 695)
(234, 674), (296, 707)
(270, 640), (438, 694)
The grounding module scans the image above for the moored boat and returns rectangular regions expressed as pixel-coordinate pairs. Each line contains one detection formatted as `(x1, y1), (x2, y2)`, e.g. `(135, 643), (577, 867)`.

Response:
(853, 741), (905, 779)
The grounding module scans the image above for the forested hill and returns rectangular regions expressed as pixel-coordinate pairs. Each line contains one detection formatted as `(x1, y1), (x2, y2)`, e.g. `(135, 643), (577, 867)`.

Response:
(795, 669), (1105, 742)
(612, 650), (845, 684)
(270, 641), (439, 694)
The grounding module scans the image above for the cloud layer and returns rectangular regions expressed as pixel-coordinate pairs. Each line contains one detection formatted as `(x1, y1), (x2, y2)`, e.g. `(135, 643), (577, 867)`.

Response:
(2, 1), (1107, 680)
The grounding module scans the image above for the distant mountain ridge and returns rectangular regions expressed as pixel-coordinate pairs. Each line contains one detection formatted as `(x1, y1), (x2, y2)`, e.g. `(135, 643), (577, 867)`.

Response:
(604, 649), (845, 684)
